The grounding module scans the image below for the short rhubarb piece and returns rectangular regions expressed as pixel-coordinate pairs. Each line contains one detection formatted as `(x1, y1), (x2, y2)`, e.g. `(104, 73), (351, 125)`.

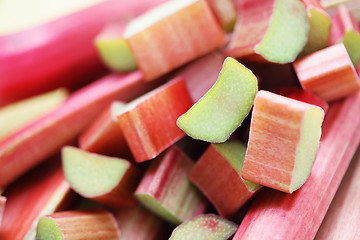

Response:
(114, 204), (170, 240)
(205, 0), (237, 31)
(117, 77), (193, 162)
(79, 101), (130, 157)
(169, 214), (237, 240)
(226, 0), (309, 63)
(189, 141), (261, 218)
(123, 0), (226, 80)
(36, 210), (121, 240)
(242, 90), (324, 193)
(62, 146), (141, 208)
(0, 196), (6, 227)
(0, 88), (68, 141)
(293, 43), (360, 102)
(135, 146), (207, 225)
(177, 57), (258, 143)
(315, 147), (360, 240)
(329, 5), (360, 66)
(95, 21), (137, 72)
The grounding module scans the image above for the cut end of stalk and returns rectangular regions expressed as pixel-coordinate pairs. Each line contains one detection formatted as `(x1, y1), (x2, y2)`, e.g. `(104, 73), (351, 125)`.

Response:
(37, 217), (64, 240)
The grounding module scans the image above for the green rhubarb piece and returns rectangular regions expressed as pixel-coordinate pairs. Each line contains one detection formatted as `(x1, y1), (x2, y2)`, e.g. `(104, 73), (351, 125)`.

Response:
(255, 0), (309, 63)
(177, 57), (258, 143)
(343, 29), (360, 66)
(213, 141), (261, 191)
(169, 214), (237, 240)
(37, 217), (63, 240)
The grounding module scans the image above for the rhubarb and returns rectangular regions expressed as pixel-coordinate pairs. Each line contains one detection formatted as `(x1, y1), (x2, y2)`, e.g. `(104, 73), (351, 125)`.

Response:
(117, 77), (193, 162)
(135, 146), (207, 225)
(62, 146), (141, 208)
(177, 57), (258, 143)
(233, 91), (360, 239)
(0, 196), (5, 227)
(123, 0), (226, 80)
(205, 0), (237, 31)
(36, 210), (121, 240)
(189, 141), (261, 218)
(293, 43), (360, 102)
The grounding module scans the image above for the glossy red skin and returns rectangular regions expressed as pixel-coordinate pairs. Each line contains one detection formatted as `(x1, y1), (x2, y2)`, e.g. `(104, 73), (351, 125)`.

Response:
(233, 91), (360, 240)
(0, 0), (167, 107)
(118, 77), (193, 162)
(0, 71), (161, 188)
(0, 159), (73, 240)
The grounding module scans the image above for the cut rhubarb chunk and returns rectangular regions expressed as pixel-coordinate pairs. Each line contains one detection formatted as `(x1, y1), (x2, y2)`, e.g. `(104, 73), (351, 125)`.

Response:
(189, 141), (261, 218)
(177, 57), (258, 143)
(227, 0), (309, 63)
(0, 196), (6, 227)
(135, 146), (207, 225)
(233, 91), (360, 240)
(0, 159), (74, 240)
(205, 0), (237, 31)
(169, 214), (237, 240)
(95, 21), (137, 72)
(123, 0), (226, 80)
(0, 88), (68, 141)
(242, 90), (324, 193)
(293, 43), (360, 102)
(36, 210), (121, 240)
(62, 146), (141, 208)
(329, 5), (360, 66)
(79, 101), (130, 157)
(315, 147), (360, 240)
(117, 77), (193, 162)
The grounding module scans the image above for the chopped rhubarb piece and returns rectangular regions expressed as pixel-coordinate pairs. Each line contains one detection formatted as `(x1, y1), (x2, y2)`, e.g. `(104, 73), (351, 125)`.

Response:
(323, 0), (360, 22)
(226, 0), (309, 63)
(0, 196), (6, 227)
(0, 159), (74, 239)
(293, 43), (360, 102)
(123, 0), (226, 80)
(0, 0), (166, 107)
(242, 90), (324, 193)
(135, 146), (207, 225)
(169, 214), (237, 240)
(177, 57), (258, 143)
(117, 77), (193, 162)
(62, 146), (141, 208)
(0, 71), (162, 188)
(0, 88), (68, 142)
(36, 210), (121, 240)
(315, 147), (360, 239)
(274, 87), (329, 113)
(79, 101), (130, 157)
(233, 91), (360, 239)
(95, 21), (137, 72)
(298, 0), (331, 56)
(205, 0), (237, 31)
(329, 5), (360, 66)
(114, 204), (170, 240)
(189, 141), (261, 218)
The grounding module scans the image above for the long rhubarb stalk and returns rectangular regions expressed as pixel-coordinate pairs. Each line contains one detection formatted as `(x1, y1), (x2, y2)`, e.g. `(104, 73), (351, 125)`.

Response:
(233, 91), (360, 239)
(0, 71), (160, 188)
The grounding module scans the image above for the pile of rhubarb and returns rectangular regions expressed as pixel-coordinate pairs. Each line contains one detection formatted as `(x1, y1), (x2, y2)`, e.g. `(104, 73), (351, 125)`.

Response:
(1, 0), (360, 239)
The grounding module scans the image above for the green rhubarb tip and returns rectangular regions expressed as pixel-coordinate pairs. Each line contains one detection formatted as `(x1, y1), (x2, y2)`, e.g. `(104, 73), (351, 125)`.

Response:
(342, 29), (360, 66)
(177, 57), (258, 143)
(36, 217), (64, 240)
(255, 0), (309, 63)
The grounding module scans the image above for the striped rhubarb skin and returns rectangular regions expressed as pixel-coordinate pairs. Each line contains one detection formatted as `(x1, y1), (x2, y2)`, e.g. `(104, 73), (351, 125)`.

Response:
(135, 146), (207, 225)
(315, 147), (360, 239)
(242, 90), (324, 193)
(233, 90), (360, 240)
(0, 159), (74, 240)
(117, 77), (193, 162)
(123, 0), (226, 80)
(36, 210), (120, 240)
(293, 43), (360, 102)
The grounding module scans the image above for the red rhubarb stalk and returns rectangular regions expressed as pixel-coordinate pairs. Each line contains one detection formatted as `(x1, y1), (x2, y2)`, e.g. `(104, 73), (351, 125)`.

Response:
(0, 196), (6, 227)
(233, 91), (360, 239)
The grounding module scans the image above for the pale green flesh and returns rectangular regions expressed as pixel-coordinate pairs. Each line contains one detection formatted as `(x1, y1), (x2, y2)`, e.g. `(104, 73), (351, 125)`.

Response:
(62, 146), (129, 197)
(177, 57), (258, 143)
(169, 214), (237, 240)
(255, 0), (309, 63)
(342, 30), (360, 66)
(213, 142), (261, 191)
(95, 38), (137, 72)
(36, 217), (64, 240)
